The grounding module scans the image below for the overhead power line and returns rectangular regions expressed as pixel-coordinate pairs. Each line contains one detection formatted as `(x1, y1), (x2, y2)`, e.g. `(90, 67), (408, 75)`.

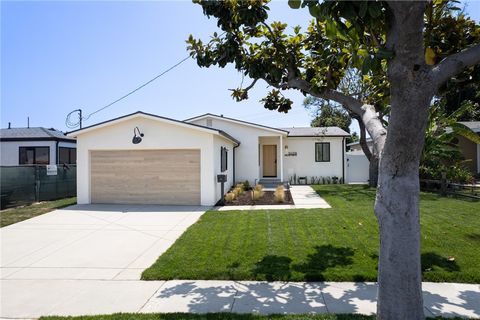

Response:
(66, 55), (191, 129)
(83, 55), (191, 121)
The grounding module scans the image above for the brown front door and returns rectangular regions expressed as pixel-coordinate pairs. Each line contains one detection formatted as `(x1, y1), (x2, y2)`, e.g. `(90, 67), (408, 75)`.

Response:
(262, 145), (277, 177)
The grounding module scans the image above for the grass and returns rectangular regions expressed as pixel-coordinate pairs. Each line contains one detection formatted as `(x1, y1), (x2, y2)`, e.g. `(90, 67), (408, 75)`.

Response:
(142, 185), (480, 283)
(39, 313), (468, 320)
(0, 197), (77, 227)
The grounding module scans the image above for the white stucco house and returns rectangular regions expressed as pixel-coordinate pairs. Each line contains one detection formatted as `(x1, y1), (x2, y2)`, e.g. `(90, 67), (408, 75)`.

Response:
(68, 111), (349, 206)
(0, 126), (77, 166)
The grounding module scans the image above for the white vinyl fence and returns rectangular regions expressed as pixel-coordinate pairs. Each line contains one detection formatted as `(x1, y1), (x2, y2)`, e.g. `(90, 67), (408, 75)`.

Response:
(346, 153), (369, 184)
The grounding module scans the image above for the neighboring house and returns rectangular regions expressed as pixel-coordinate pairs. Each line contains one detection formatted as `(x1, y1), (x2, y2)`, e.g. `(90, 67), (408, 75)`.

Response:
(347, 138), (372, 154)
(67, 111), (349, 206)
(0, 126), (77, 166)
(448, 121), (480, 175)
(346, 121), (480, 180)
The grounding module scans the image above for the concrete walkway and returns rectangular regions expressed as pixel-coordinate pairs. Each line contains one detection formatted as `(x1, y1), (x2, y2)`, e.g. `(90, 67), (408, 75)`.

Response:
(217, 185), (331, 211)
(1, 280), (478, 318)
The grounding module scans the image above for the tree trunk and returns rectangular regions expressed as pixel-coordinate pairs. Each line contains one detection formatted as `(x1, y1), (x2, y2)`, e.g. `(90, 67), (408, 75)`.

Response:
(355, 116), (381, 188)
(368, 155), (379, 187)
(375, 3), (434, 319)
(375, 82), (432, 320)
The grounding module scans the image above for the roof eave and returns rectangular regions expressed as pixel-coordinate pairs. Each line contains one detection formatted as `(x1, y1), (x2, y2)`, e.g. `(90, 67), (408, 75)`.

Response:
(185, 113), (289, 135)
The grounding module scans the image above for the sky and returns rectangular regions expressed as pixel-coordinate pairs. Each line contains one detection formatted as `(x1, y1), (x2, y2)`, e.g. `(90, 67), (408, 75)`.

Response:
(2, 1), (480, 134)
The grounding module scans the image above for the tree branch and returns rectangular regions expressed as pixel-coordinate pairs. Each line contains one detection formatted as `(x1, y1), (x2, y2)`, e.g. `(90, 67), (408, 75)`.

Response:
(431, 44), (480, 88)
(243, 78), (258, 91)
(356, 117), (373, 162)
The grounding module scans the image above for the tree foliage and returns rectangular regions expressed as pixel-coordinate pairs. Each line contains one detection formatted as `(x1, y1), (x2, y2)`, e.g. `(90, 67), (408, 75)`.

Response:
(304, 97), (351, 132)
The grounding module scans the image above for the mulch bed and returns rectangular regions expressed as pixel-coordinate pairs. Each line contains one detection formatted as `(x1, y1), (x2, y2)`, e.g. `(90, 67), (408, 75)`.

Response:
(222, 190), (294, 206)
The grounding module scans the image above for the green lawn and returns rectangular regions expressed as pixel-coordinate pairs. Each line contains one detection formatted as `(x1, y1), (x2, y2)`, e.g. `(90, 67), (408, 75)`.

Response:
(0, 197), (77, 227)
(142, 185), (479, 283)
(39, 313), (466, 320)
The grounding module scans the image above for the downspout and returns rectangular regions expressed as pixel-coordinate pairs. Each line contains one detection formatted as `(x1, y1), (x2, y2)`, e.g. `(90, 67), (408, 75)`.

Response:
(56, 141), (59, 165)
(342, 137), (345, 184)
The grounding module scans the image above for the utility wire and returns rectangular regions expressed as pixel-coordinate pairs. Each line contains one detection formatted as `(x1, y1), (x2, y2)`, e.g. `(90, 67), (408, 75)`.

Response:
(82, 55), (191, 122)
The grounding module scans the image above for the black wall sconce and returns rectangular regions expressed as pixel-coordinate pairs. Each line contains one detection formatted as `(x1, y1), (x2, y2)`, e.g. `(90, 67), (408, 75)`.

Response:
(132, 127), (144, 144)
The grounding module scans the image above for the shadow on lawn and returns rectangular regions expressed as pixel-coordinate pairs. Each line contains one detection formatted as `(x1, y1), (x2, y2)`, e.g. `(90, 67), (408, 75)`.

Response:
(421, 252), (460, 273)
(252, 245), (354, 281)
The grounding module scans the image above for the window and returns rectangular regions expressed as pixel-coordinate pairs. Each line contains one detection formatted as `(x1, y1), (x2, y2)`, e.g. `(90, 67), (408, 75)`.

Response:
(19, 147), (50, 165)
(220, 147), (228, 172)
(59, 147), (77, 164)
(315, 142), (330, 162)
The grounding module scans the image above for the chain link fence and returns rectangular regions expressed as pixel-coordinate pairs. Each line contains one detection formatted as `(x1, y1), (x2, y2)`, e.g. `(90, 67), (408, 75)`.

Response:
(0, 165), (76, 209)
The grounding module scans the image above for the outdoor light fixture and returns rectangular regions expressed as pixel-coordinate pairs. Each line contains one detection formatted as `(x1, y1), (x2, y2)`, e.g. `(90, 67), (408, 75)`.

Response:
(132, 127), (144, 144)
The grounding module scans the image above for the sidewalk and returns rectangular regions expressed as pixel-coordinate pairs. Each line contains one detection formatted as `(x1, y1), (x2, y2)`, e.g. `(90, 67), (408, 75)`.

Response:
(1, 280), (479, 318)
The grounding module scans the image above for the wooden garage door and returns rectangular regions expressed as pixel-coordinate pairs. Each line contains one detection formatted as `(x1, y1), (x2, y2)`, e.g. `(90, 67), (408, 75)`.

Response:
(90, 150), (200, 205)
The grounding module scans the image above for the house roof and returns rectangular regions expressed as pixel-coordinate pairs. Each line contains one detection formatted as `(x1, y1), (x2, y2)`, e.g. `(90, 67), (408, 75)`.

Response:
(0, 127), (76, 142)
(184, 113), (289, 134)
(347, 138), (372, 147)
(459, 121), (480, 133)
(67, 111), (240, 145)
(281, 127), (350, 137)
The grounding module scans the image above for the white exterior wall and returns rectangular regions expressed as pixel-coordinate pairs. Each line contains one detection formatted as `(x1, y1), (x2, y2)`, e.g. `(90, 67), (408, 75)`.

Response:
(74, 117), (218, 206)
(213, 135), (235, 202)
(189, 117), (283, 185)
(283, 137), (345, 182)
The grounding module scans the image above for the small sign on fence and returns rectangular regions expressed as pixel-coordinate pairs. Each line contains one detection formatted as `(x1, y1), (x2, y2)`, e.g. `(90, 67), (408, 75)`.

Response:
(46, 165), (58, 176)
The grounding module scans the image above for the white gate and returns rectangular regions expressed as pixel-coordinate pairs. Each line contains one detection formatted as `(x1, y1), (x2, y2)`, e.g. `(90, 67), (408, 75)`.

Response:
(346, 153), (369, 183)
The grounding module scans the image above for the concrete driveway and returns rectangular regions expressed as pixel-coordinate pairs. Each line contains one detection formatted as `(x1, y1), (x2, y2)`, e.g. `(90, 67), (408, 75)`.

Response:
(1, 204), (207, 281)
(1, 204), (207, 319)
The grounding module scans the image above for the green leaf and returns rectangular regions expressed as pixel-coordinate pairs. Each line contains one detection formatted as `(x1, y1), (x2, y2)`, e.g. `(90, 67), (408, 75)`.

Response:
(368, 4), (382, 19)
(359, 2), (368, 18)
(308, 4), (321, 18)
(361, 56), (371, 75)
(325, 20), (337, 39)
(288, 0), (301, 9)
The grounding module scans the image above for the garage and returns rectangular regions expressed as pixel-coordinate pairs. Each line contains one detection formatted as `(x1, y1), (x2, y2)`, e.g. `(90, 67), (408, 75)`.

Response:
(90, 149), (200, 205)
(68, 111), (238, 206)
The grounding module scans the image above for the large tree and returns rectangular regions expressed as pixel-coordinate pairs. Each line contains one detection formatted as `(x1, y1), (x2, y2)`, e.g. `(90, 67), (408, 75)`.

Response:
(186, 1), (480, 318)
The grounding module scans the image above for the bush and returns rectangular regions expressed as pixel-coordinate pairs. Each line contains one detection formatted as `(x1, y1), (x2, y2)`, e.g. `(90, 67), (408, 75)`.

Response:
(274, 185), (285, 203)
(243, 180), (251, 190)
(225, 192), (236, 203)
(251, 184), (264, 201)
(233, 185), (244, 197)
(420, 164), (474, 184)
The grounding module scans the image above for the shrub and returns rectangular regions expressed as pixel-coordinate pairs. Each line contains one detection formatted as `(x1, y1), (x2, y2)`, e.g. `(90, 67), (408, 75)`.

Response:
(274, 185), (285, 203)
(251, 184), (264, 201)
(233, 185), (245, 196)
(243, 180), (251, 190)
(420, 164), (474, 184)
(225, 192), (236, 203)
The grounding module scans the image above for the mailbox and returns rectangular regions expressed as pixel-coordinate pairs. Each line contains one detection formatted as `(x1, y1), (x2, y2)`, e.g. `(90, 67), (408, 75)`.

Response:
(217, 174), (227, 183)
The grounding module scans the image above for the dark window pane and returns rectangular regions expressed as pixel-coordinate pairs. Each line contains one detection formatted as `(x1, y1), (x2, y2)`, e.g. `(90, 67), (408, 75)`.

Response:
(220, 147), (228, 172)
(35, 147), (49, 164)
(315, 142), (330, 162)
(59, 148), (70, 164)
(19, 148), (33, 164)
(70, 149), (77, 164)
